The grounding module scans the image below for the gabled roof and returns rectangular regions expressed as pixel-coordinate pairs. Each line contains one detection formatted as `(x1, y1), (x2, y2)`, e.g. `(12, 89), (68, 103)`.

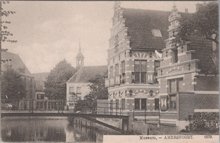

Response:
(67, 65), (107, 83)
(122, 8), (170, 51)
(2, 51), (31, 76)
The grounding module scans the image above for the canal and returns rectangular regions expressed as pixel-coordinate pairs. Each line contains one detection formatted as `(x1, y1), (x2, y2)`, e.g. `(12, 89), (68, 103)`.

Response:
(1, 117), (120, 143)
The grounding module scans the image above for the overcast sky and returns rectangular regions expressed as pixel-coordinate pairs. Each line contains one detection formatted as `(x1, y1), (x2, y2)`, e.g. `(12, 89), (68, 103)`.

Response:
(3, 1), (202, 74)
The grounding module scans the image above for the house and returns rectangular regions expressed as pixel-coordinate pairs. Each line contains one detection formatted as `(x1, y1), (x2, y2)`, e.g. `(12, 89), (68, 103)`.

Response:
(105, 2), (169, 122)
(1, 51), (35, 110)
(105, 2), (218, 129)
(32, 72), (49, 110)
(66, 46), (107, 110)
(157, 5), (218, 130)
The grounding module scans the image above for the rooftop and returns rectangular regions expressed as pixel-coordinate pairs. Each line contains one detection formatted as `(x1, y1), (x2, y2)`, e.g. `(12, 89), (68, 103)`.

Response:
(122, 8), (170, 51)
(67, 65), (107, 83)
(2, 51), (31, 76)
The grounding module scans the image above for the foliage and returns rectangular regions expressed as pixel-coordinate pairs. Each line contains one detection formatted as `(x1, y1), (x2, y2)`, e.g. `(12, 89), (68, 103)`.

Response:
(74, 99), (92, 112)
(1, 1), (17, 43)
(189, 112), (219, 132)
(1, 68), (26, 102)
(45, 60), (76, 100)
(88, 74), (108, 100)
(74, 75), (108, 112)
(177, 2), (218, 70)
(178, 2), (218, 44)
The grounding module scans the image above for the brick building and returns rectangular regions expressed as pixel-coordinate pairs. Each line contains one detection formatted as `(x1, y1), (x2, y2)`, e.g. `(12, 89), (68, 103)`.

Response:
(105, 3), (218, 129)
(105, 2), (170, 121)
(157, 5), (218, 130)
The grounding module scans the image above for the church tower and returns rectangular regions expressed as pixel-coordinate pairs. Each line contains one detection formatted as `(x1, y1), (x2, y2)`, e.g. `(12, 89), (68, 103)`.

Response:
(76, 42), (84, 69)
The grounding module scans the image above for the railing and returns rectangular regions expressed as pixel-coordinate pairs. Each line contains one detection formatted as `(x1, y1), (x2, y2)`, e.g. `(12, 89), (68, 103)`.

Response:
(1, 99), (127, 117)
(2, 99), (161, 122)
(1, 99), (66, 112)
(158, 60), (198, 77)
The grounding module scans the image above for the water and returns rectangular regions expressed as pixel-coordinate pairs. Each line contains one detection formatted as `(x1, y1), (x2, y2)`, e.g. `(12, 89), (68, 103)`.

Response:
(1, 117), (119, 143)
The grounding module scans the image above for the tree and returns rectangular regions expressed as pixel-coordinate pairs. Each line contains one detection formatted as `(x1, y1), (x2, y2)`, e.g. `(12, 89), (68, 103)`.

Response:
(0, 0), (17, 109)
(74, 74), (108, 112)
(2, 68), (25, 104)
(179, 2), (218, 44)
(88, 74), (108, 100)
(178, 2), (218, 69)
(45, 60), (76, 100)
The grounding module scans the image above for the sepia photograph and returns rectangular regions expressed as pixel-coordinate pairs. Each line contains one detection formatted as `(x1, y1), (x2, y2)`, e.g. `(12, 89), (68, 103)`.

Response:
(0, 1), (219, 143)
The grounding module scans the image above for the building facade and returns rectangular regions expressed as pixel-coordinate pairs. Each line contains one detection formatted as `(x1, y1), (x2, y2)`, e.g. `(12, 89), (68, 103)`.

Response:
(105, 3), (218, 130)
(32, 72), (52, 110)
(157, 6), (219, 130)
(66, 47), (107, 110)
(105, 3), (170, 122)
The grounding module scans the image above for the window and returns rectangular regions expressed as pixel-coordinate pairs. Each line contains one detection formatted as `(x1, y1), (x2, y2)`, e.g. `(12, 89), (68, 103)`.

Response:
(152, 29), (162, 37)
(155, 60), (160, 70)
(155, 98), (159, 110)
(154, 60), (160, 83)
(149, 90), (153, 97)
(121, 99), (125, 110)
(168, 78), (183, 93)
(76, 87), (81, 94)
(110, 100), (113, 111)
(116, 99), (119, 110)
(147, 74), (153, 84)
(168, 95), (177, 110)
(172, 48), (178, 63)
(69, 87), (75, 94)
(120, 61), (126, 84)
(133, 60), (147, 83)
(135, 99), (140, 110)
(177, 78), (183, 92)
(134, 98), (147, 110)
(169, 79), (177, 93)
(141, 72), (146, 83)
(141, 99), (146, 110)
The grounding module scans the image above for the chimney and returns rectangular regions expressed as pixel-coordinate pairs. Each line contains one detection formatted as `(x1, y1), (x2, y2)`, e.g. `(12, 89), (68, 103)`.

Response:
(185, 8), (188, 13)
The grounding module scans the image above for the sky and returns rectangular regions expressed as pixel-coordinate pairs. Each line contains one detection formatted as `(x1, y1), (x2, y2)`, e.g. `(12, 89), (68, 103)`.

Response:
(2, 1), (202, 74)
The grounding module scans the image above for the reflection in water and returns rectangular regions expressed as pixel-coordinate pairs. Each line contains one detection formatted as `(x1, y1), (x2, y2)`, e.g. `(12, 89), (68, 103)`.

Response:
(1, 117), (117, 143)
